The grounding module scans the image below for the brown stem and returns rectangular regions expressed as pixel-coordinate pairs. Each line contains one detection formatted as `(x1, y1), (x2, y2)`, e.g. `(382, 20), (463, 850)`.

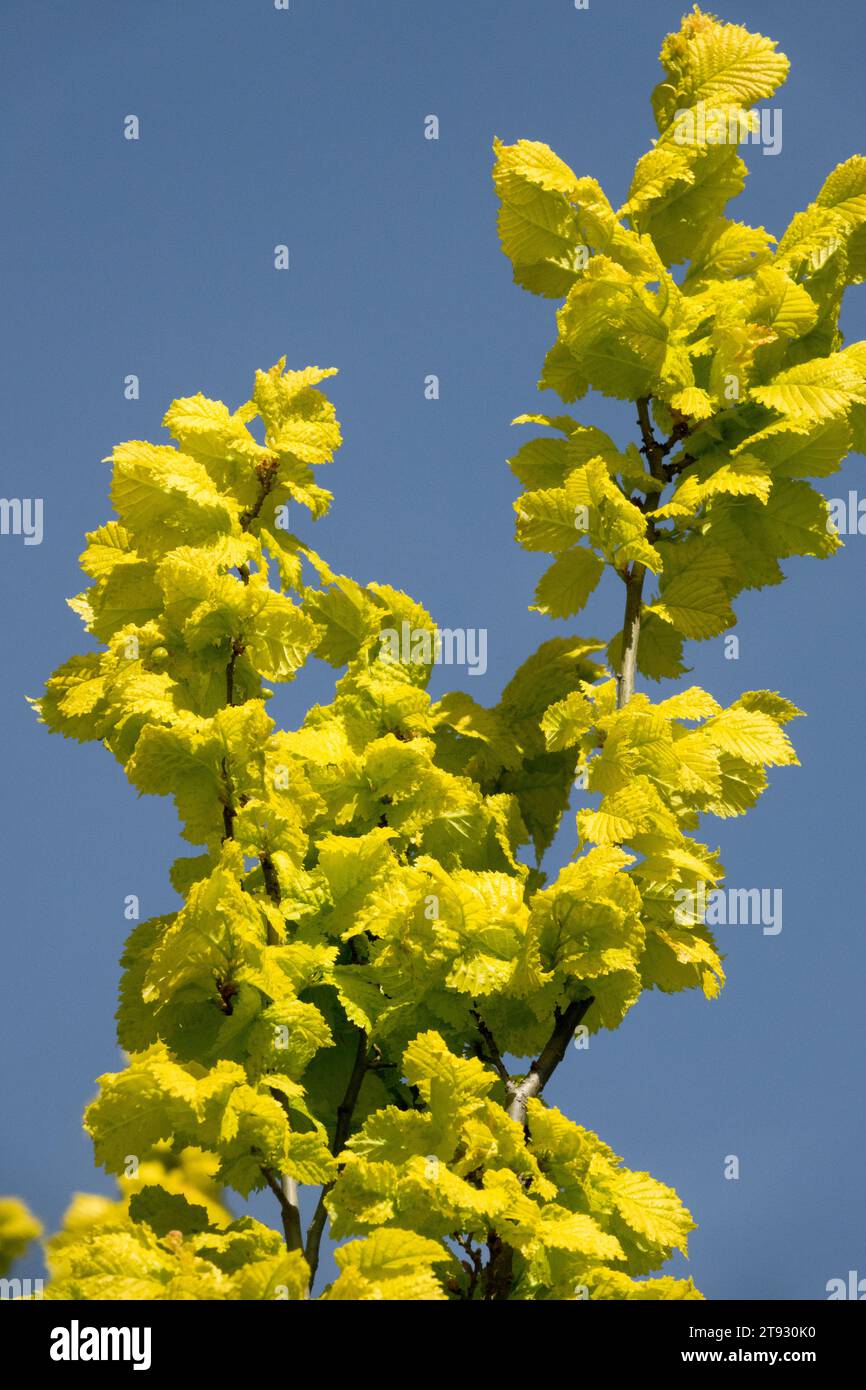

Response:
(483, 996), (594, 1299)
(616, 397), (691, 707)
(260, 1166), (303, 1253)
(484, 1230), (517, 1301)
(472, 1009), (510, 1085)
(225, 635), (247, 710)
(454, 1234), (483, 1300)
(260, 853), (281, 907)
(219, 756), (237, 842)
(506, 996), (595, 1128)
(617, 565), (646, 709)
(304, 1026), (371, 1291)
(239, 457), (279, 529)
(636, 396), (689, 476)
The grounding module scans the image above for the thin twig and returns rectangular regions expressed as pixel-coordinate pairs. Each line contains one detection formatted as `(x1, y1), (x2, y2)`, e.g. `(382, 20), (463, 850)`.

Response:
(471, 1009), (510, 1085)
(239, 457), (279, 529)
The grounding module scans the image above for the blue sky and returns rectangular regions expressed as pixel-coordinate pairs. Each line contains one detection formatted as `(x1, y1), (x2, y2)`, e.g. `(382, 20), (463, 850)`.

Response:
(2, 0), (864, 1299)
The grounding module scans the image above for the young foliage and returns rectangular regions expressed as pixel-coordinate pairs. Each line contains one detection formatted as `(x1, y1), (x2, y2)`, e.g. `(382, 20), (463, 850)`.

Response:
(22, 8), (861, 1300)
(0, 1198), (42, 1278)
(495, 7), (862, 699)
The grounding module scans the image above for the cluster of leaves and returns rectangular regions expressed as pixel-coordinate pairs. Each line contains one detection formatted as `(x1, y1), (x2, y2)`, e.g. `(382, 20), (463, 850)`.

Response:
(37, 1147), (317, 1301)
(33, 357), (717, 1299)
(17, 8), (861, 1300)
(496, 5), (865, 680)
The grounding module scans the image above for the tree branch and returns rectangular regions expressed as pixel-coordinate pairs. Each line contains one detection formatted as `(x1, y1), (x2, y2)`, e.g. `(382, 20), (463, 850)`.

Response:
(481, 996), (594, 1299)
(260, 1166), (303, 1253)
(220, 757), (237, 842)
(472, 1009), (510, 1085)
(617, 564), (646, 709)
(506, 996), (595, 1127)
(260, 853), (281, 905)
(225, 636), (245, 707)
(636, 397), (692, 477)
(617, 398), (694, 708)
(239, 456), (279, 530)
(453, 1233), (484, 1299)
(246, 821), (301, 1238)
(304, 1025), (371, 1291)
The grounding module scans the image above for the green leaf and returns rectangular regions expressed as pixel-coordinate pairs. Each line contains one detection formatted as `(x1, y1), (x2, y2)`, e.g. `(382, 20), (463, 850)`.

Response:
(128, 1187), (211, 1238)
(650, 571), (735, 640)
(0, 1199), (42, 1276)
(531, 547), (604, 618)
(651, 11), (789, 134)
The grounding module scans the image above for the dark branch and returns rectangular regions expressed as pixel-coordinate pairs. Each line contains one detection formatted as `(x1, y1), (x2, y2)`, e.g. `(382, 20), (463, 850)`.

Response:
(260, 852), (281, 911)
(239, 456), (280, 530)
(225, 636), (245, 707)
(219, 755), (237, 841)
(617, 397), (695, 707)
(506, 996), (595, 1127)
(472, 1009), (510, 1085)
(260, 1166), (303, 1253)
(304, 1025), (371, 1291)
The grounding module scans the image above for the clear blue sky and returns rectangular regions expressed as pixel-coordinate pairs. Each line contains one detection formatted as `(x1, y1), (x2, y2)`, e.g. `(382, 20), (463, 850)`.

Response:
(2, 0), (864, 1300)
